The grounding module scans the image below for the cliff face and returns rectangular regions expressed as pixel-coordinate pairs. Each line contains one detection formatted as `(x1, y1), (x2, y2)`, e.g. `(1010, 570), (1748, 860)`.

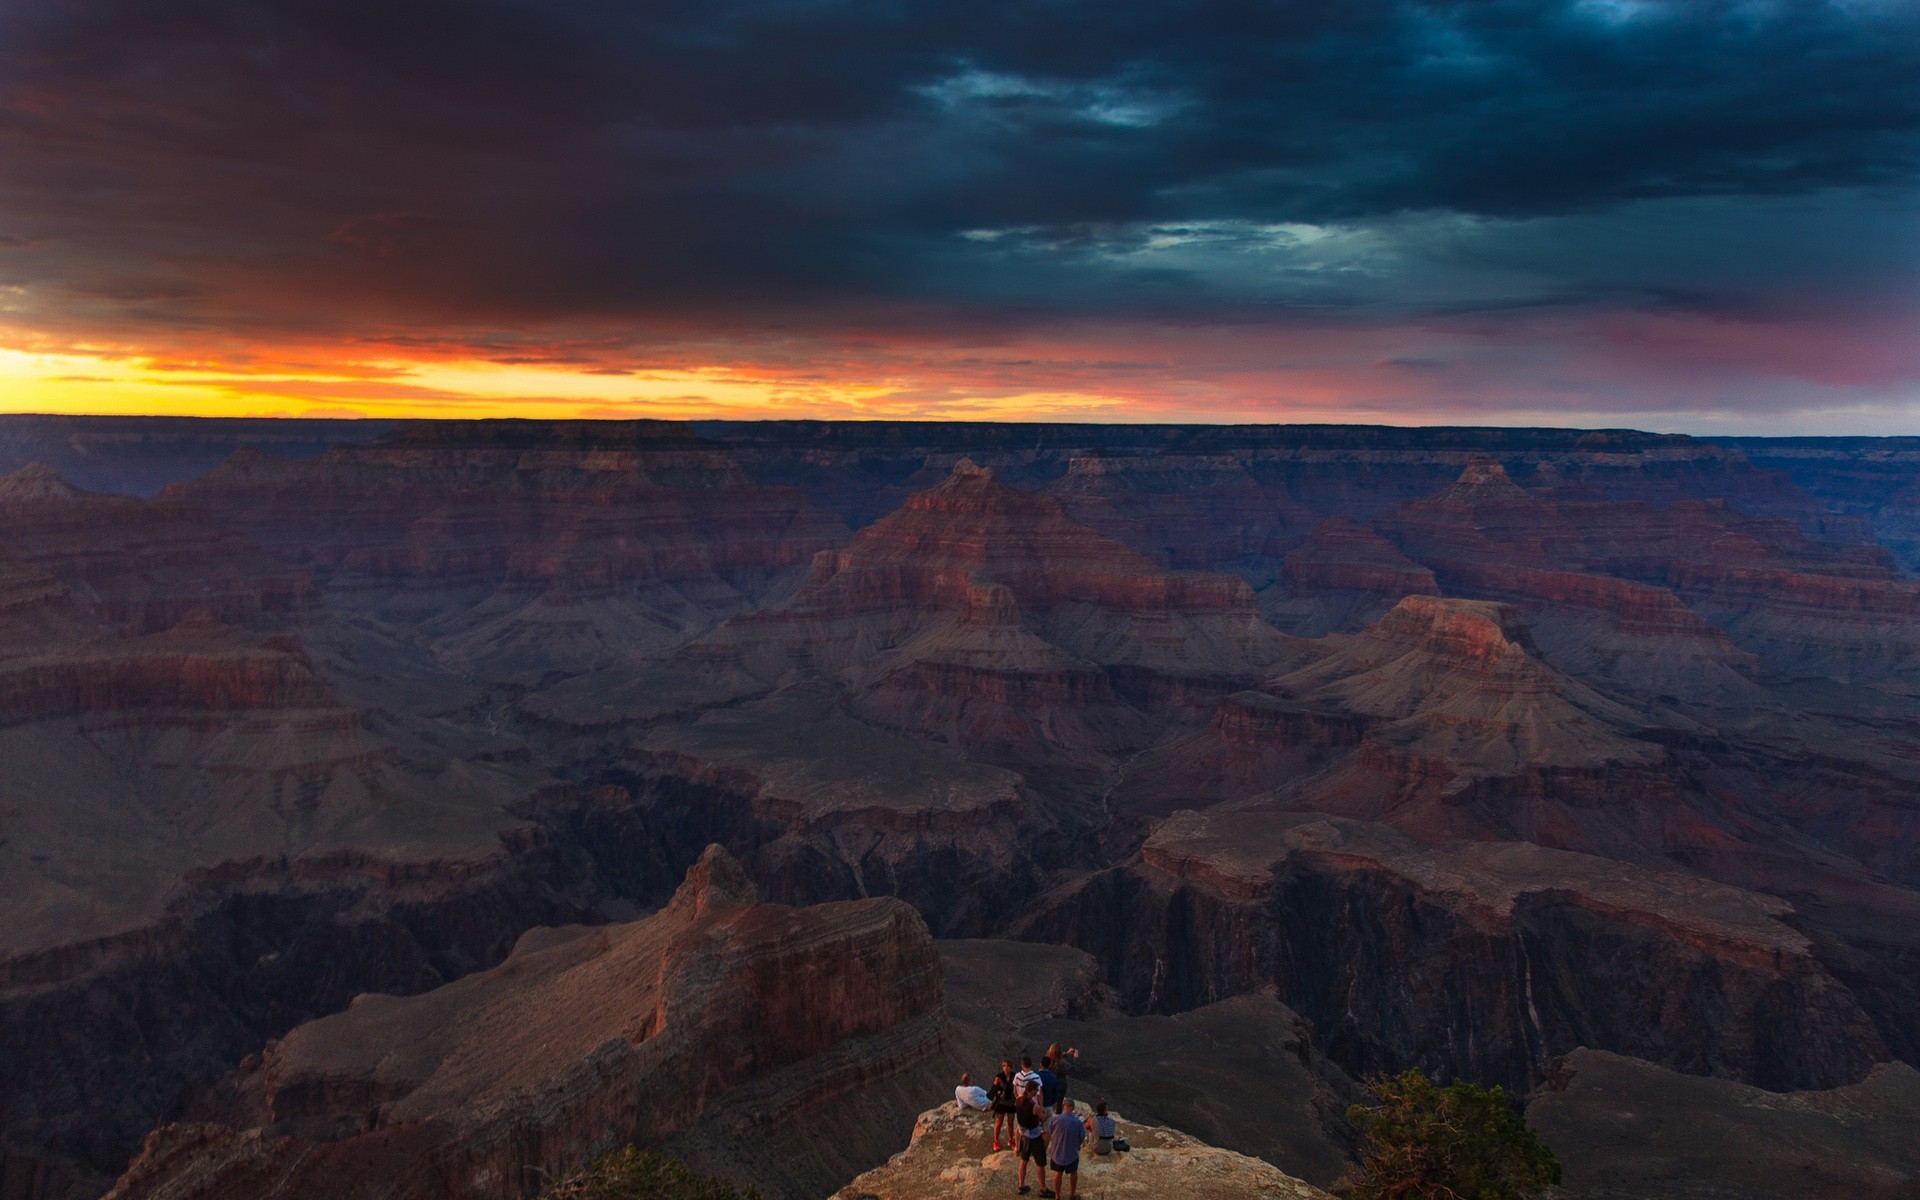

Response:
(1032, 810), (1886, 1093)
(106, 848), (945, 1200)
(626, 685), (1050, 933)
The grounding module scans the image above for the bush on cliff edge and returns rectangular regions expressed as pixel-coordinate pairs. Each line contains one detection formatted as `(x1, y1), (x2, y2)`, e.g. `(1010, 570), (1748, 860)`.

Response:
(537, 1146), (762, 1200)
(1346, 1070), (1561, 1200)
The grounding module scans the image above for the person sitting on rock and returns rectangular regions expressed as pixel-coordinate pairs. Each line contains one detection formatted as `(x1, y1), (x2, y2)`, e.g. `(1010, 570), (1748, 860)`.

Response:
(956, 1071), (991, 1112)
(1090, 1100), (1118, 1156)
(989, 1059), (1019, 1151)
(1014, 1081), (1048, 1195)
(1042, 1097), (1089, 1200)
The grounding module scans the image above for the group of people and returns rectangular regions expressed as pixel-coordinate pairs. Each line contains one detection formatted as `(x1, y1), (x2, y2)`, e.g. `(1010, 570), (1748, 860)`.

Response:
(954, 1045), (1124, 1198)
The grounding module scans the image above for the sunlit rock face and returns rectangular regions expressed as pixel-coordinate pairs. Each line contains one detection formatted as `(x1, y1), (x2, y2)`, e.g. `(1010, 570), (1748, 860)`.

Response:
(105, 848), (946, 1200)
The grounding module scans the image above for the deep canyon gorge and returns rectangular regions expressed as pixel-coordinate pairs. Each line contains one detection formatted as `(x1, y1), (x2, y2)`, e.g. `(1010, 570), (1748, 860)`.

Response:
(3, 415), (1919, 1199)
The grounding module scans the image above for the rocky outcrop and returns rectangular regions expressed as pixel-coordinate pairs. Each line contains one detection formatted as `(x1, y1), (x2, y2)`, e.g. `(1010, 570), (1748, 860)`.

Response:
(831, 1101), (1333, 1200)
(107, 847), (945, 1200)
(1031, 810), (1887, 1093)
(670, 461), (1290, 774)
(1384, 458), (1920, 694)
(1254, 596), (1693, 852)
(1424, 560), (1763, 708)
(1021, 992), (1363, 1188)
(0, 628), (340, 727)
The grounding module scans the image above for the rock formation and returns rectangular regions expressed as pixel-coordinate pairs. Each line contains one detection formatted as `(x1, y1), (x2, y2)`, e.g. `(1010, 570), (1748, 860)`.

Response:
(166, 421), (845, 689)
(106, 847), (945, 1200)
(3, 418), (1920, 1199)
(1531, 1047), (1920, 1200)
(1032, 809), (1886, 1092)
(831, 1101), (1333, 1200)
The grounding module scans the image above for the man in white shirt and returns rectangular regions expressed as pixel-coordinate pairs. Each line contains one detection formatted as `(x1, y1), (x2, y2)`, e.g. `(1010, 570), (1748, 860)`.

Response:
(1013, 1054), (1042, 1100)
(955, 1071), (991, 1110)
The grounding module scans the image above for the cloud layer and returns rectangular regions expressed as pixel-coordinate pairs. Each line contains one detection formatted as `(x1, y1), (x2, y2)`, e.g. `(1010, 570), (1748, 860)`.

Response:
(2, 0), (1916, 427)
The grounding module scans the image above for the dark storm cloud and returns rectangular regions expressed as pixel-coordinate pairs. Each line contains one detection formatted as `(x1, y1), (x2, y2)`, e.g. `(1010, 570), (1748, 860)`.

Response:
(0, 0), (1915, 337)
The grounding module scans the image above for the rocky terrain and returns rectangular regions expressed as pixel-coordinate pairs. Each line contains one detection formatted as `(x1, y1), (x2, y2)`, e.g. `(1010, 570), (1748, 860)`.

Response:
(1, 415), (1918, 1198)
(1532, 1048), (1920, 1200)
(831, 1102), (1333, 1200)
(105, 847), (946, 1200)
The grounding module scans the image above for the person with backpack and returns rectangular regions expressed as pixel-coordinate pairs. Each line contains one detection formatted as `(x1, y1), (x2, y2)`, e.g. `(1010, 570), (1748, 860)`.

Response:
(988, 1059), (1018, 1150)
(1013, 1080), (1048, 1196)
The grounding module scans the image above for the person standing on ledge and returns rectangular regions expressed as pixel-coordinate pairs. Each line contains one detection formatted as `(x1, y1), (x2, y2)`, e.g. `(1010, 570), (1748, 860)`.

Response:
(1042, 1097), (1089, 1199)
(1014, 1081), (1048, 1196)
(1014, 1054), (1041, 1101)
(1036, 1055), (1061, 1110)
(989, 1059), (1018, 1150)
(1045, 1042), (1079, 1098)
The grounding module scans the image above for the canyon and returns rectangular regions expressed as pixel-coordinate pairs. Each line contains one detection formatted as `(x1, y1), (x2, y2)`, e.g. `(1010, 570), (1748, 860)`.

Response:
(1, 415), (1918, 1198)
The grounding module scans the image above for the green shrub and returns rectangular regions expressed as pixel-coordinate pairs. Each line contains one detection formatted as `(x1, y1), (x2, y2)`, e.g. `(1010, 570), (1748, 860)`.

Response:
(537, 1146), (762, 1200)
(1345, 1069), (1561, 1200)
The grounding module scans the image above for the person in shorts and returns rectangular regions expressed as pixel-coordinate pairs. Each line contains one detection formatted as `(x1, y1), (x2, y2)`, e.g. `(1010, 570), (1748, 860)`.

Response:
(1043, 1097), (1089, 1199)
(988, 1059), (1018, 1151)
(1014, 1081), (1048, 1195)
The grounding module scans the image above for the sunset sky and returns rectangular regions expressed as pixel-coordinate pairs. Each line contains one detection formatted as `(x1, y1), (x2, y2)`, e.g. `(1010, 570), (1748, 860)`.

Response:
(2, 0), (1916, 431)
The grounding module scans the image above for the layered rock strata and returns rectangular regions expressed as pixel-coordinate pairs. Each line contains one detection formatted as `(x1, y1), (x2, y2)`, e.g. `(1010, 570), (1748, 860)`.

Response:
(1031, 809), (1886, 1093)
(167, 421), (845, 686)
(107, 847), (945, 1200)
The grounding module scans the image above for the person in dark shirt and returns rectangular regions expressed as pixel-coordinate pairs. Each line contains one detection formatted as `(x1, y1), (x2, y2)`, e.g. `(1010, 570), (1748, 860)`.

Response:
(988, 1059), (1018, 1151)
(1043, 1098), (1090, 1200)
(1045, 1041), (1080, 1096)
(1036, 1055), (1061, 1109)
(1014, 1082), (1048, 1196)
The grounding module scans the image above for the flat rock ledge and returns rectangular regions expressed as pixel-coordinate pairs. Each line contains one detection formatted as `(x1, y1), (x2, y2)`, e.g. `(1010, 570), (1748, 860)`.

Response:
(832, 1102), (1333, 1200)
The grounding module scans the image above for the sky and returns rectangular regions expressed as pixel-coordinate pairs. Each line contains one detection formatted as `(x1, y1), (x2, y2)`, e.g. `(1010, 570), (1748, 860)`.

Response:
(1, 0), (1917, 431)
